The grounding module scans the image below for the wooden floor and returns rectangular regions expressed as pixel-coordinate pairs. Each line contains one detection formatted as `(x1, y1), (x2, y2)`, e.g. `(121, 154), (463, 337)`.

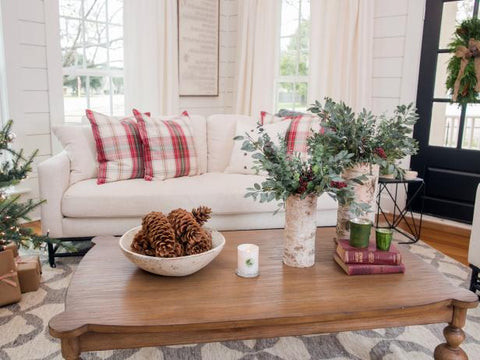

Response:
(24, 218), (472, 266)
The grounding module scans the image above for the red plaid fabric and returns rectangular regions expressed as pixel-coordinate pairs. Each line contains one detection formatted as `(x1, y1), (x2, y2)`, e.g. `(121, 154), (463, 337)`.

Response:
(285, 115), (321, 154)
(133, 109), (198, 181)
(86, 110), (146, 184)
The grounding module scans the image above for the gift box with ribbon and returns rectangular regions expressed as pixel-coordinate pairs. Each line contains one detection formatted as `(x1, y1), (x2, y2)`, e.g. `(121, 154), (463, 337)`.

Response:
(16, 255), (42, 293)
(0, 249), (21, 306)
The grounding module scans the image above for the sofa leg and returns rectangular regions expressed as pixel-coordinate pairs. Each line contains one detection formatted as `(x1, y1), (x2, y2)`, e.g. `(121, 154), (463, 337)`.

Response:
(48, 242), (56, 268)
(470, 264), (480, 298)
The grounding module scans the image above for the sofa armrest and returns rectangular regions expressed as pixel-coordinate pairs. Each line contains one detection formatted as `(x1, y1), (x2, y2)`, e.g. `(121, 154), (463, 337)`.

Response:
(38, 151), (71, 237)
(469, 184), (480, 266)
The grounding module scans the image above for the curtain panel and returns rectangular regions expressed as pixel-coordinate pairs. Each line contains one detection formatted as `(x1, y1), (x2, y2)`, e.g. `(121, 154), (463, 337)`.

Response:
(233, 0), (280, 116)
(309, 0), (374, 111)
(124, 0), (179, 115)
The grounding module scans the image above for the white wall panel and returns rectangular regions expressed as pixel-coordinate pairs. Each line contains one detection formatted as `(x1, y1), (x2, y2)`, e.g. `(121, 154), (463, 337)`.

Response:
(21, 68), (48, 91)
(20, 20), (46, 45)
(375, 0), (408, 17)
(20, 44), (47, 68)
(18, 0), (44, 23)
(373, 78), (402, 98)
(21, 91), (49, 113)
(23, 113), (50, 135)
(374, 16), (407, 38)
(373, 37), (405, 58)
(373, 57), (403, 78)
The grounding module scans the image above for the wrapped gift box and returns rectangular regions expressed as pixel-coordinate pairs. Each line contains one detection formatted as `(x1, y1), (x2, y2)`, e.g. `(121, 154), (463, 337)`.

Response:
(0, 250), (21, 306)
(17, 255), (42, 274)
(0, 241), (18, 257)
(17, 255), (41, 293)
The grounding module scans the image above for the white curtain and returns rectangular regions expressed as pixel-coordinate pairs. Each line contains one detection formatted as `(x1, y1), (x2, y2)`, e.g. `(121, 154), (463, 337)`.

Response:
(124, 0), (179, 115)
(234, 0), (280, 116)
(308, 0), (374, 111)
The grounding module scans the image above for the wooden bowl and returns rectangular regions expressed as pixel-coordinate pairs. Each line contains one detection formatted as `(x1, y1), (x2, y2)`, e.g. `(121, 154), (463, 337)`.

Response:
(119, 226), (225, 276)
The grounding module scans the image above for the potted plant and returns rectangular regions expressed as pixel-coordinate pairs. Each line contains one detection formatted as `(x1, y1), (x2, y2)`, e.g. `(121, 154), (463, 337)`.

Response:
(374, 104), (419, 179)
(236, 116), (367, 268)
(308, 99), (383, 239)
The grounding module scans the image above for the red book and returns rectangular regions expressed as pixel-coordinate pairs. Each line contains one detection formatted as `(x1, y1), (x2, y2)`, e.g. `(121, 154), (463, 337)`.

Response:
(334, 254), (405, 275)
(336, 239), (402, 265)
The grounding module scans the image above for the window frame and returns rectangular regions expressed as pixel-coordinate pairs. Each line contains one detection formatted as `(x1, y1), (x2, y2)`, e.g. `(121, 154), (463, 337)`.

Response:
(59, 0), (124, 120)
(274, 0), (310, 112)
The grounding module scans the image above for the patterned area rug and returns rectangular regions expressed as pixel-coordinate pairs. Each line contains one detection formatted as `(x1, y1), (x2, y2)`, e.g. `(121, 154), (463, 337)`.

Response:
(1, 240), (479, 360)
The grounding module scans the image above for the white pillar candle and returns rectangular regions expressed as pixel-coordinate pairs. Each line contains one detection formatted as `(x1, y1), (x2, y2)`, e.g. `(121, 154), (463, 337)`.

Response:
(236, 244), (259, 278)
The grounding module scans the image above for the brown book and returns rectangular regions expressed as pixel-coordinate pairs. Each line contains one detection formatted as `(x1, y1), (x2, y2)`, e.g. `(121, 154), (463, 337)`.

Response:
(334, 253), (405, 275)
(336, 239), (402, 265)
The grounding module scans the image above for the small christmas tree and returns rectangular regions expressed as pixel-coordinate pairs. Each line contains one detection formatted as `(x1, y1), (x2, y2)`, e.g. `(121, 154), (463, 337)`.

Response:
(0, 119), (50, 249)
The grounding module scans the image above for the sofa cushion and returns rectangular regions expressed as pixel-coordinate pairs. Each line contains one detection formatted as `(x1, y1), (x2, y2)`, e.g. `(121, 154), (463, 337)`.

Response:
(62, 173), (338, 218)
(133, 110), (198, 180)
(86, 110), (145, 184)
(207, 114), (256, 172)
(52, 124), (97, 184)
(285, 115), (322, 154)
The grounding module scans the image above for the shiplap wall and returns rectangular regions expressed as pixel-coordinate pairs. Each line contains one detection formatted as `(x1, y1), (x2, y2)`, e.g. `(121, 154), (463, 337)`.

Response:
(373, 0), (426, 213)
(179, 0), (237, 115)
(1, 0), (51, 219)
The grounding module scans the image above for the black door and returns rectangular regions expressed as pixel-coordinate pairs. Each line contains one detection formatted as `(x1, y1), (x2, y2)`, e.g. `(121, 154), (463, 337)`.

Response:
(412, 0), (480, 223)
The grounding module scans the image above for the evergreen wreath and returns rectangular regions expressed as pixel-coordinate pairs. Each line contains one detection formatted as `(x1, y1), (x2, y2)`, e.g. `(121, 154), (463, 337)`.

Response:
(446, 17), (480, 106)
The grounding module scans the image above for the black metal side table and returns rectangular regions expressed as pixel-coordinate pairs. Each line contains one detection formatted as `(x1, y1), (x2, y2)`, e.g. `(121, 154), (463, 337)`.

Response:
(376, 177), (425, 243)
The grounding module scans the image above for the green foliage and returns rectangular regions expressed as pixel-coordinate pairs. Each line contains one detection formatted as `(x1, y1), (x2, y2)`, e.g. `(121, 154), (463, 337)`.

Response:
(375, 104), (419, 177)
(0, 120), (55, 249)
(308, 98), (379, 165)
(446, 17), (480, 105)
(238, 112), (367, 216)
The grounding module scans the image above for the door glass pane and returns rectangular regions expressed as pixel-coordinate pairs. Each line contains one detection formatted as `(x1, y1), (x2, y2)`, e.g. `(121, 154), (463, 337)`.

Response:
(439, 0), (475, 49)
(462, 104), (480, 150)
(434, 53), (451, 99)
(429, 102), (460, 147)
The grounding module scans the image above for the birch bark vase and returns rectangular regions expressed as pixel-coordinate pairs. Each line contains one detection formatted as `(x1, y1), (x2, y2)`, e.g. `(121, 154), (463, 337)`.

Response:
(336, 163), (380, 240)
(283, 194), (317, 267)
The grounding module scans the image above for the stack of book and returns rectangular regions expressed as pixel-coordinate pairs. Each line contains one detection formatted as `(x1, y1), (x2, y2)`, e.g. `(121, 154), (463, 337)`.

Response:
(334, 239), (405, 275)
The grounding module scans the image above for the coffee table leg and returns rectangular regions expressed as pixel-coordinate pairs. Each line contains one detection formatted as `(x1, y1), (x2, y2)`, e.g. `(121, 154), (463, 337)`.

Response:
(434, 307), (469, 360)
(61, 338), (81, 360)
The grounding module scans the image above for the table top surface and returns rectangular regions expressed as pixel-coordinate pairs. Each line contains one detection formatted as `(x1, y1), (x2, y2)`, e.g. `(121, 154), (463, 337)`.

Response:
(49, 227), (478, 337)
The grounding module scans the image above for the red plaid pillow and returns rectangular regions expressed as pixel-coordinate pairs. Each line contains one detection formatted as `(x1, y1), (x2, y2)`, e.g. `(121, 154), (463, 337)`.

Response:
(133, 109), (198, 181)
(86, 110), (146, 184)
(285, 115), (321, 154)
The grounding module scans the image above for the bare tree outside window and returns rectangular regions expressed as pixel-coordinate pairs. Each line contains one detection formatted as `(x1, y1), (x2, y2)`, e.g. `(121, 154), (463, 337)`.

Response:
(59, 0), (124, 122)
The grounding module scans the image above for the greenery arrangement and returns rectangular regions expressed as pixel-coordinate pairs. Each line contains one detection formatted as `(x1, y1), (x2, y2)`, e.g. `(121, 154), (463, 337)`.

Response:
(235, 102), (369, 216)
(0, 120), (52, 249)
(375, 104), (419, 178)
(446, 17), (480, 106)
(308, 98), (380, 167)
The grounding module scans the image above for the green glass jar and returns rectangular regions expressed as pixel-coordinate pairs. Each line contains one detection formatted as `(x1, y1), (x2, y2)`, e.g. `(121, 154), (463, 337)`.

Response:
(376, 228), (393, 251)
(349, 218), (372, 248)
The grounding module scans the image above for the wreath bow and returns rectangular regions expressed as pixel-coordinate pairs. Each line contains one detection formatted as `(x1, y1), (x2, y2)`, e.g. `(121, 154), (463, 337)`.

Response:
(453, 38), (480, 101)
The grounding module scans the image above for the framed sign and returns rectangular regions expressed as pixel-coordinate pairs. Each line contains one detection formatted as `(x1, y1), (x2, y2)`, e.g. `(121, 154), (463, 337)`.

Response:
(178, 0), (219, 96)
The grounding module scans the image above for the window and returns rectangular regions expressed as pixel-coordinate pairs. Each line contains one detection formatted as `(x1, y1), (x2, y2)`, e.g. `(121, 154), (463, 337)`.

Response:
(59, 0), (124, 122)
(275, 0), (310, 112)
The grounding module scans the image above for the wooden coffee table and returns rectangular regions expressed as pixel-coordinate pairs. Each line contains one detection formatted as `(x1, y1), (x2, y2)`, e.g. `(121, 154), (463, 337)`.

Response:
(49, 228), (478, 359)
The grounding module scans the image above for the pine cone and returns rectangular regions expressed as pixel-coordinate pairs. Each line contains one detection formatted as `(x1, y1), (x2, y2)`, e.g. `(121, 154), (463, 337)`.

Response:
(168, 209), (201, 242)
(131, 229), (155, 256)
(191, 206), (212, 226)
(142, 211), (178, 257)
(185, 228), (212, 255)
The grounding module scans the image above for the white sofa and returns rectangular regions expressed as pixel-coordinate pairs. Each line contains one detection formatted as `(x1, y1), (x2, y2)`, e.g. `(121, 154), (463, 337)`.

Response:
(38, 114), (338, 239)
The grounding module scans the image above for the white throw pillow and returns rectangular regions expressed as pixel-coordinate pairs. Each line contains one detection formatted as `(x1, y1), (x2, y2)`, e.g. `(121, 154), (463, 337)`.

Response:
(53, 125), (98, 184)
(224, 120), (290, 175)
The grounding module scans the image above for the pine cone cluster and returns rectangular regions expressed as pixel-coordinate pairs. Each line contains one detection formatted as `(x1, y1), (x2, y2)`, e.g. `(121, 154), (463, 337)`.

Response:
(130, 206), (213, 257)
